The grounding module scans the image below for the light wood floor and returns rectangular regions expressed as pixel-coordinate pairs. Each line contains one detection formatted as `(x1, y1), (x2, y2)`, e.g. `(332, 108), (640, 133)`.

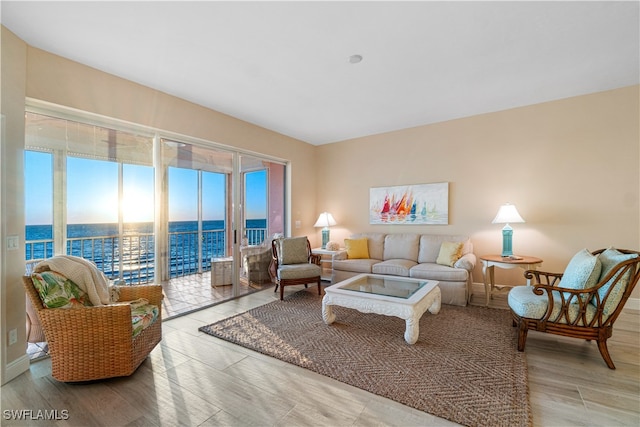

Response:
(2, 283), (639, 426)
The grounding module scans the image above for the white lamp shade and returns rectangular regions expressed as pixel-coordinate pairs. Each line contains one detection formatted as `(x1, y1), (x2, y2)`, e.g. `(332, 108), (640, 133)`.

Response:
(492, 204), (525, 224)
(314, 212), (337, 228)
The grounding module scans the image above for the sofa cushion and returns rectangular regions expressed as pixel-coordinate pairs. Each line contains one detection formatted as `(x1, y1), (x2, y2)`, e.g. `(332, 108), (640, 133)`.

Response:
(409, 263), (469, 282)
(436, 241), (463, 267)
(344, 237), (369, 259)
(418, 235), (471, 263)
(559, 249), (602, 302)
(350, 233), (385, 260)
(593, 248), (638, 316)
(31, 271), (93, 309)
(383, 234), (419, 261)
(278, 237), (309, 265)
(372, 259), (417, 277)
(332, 259), (379, 274)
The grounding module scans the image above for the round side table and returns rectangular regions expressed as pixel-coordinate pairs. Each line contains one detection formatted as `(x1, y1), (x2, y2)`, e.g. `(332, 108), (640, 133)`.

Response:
(479, 254), (543, 306)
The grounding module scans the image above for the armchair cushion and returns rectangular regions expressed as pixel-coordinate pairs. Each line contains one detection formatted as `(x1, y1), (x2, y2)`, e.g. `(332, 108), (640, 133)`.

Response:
(344, 237), (369, 259)
(558, 249), (602, 302)
(596, 248), (639, 316)
(278, 263), (322, 280)
(32, 271), (92, 309)
(278, 237), (309, 265)
(131, 303), (160, 337)
(436, 241), (463, 267)
(508, 286), (597, 324)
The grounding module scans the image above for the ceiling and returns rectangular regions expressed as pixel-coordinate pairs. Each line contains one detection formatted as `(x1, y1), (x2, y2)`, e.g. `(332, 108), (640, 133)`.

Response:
(2, 1), (638, 145)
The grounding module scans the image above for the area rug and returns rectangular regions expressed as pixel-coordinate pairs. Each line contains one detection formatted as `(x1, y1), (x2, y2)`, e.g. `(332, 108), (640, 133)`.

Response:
(199, 290), (532, 427)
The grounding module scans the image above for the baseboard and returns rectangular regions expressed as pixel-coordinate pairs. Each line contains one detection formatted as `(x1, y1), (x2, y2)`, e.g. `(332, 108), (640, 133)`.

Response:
(2, 354), (30, 385)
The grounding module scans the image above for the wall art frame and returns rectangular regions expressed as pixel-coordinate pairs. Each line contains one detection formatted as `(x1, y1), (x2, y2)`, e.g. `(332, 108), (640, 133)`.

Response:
(369, 182), (449, 225)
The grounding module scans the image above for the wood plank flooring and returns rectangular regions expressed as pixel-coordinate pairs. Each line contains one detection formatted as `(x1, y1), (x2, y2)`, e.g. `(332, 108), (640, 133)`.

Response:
(2, 283), (638, 426)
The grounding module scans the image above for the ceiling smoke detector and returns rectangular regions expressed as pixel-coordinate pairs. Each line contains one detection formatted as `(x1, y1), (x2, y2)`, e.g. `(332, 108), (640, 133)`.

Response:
(348, 54), (363, 64)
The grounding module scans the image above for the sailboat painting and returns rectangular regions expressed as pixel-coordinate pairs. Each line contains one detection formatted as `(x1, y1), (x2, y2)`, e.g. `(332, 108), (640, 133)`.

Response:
(369, 182), (449, 225)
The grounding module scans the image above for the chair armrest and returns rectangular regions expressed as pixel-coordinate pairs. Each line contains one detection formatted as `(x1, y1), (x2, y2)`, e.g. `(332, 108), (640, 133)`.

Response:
(38, 303), (134, 337)
(309, 254), (322, 265)
(333, 250), (348, 261)
(524, 270), (563, 286)
(454, 253), (476, 271)
(118, 285), (164, 307)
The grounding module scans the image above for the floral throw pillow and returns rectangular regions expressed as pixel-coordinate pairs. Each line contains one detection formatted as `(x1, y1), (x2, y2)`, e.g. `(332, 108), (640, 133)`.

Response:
(31, 271), (92, 309)
(131, 303), (160, 337)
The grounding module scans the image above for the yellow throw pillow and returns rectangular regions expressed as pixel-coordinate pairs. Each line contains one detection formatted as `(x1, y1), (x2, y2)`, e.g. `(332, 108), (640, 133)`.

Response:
(344, 238), (370, 259)
(436, 241), (463, 267)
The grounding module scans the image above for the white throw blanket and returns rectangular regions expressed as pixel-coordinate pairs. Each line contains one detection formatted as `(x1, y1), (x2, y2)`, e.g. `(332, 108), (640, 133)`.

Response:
(34, 255), (111, 306)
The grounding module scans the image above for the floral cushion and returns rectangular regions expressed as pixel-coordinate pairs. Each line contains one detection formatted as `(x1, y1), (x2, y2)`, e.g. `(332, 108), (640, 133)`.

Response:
(131, 303), (160, 337)
(593, 248), (638, 317)
(31, 271), (92, 308)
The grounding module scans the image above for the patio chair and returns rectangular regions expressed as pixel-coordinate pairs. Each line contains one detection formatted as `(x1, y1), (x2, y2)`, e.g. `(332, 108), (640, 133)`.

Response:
(270, 236), (322, 300)
(508, 248), (640, 369)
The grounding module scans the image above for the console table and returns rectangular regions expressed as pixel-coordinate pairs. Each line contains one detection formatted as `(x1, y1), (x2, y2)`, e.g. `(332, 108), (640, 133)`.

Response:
(479, 254), (543, 306)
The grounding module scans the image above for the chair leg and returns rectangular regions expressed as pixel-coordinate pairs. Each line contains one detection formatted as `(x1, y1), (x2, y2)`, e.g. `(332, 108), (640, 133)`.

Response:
(517, 321), (528, 351)
(280, 284), (285, 301)
(597, 339), (616, 369)
(317, 278), (322, 296)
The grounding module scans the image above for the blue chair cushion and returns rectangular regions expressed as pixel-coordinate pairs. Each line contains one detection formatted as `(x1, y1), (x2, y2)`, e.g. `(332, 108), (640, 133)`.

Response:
(558, 249), (602, 303)
(594, 248), (638, 317)
(508, 286), (597, 325)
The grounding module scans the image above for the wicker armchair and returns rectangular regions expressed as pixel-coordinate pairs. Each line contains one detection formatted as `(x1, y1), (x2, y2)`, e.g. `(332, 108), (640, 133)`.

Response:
(270, 236), (322, 300)
(23, 276), (163, 382)
(508, 248), (640, 369)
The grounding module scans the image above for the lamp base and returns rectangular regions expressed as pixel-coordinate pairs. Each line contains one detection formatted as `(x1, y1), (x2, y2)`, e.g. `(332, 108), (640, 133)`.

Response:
(501, 224), (513, 257)
(321, 228), (330, 249)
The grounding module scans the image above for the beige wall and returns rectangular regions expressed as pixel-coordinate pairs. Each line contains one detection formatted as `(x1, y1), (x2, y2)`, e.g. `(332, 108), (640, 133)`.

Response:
(317, 85), (640, 292)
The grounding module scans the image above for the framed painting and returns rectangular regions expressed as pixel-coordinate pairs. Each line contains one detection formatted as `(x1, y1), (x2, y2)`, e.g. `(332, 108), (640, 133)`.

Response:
(369, 182), (449, 225)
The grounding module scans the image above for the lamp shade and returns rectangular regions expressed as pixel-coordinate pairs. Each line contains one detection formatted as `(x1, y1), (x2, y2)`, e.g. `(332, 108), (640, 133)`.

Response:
(492, 204), (525, 224)
(313, 212), (337, 228)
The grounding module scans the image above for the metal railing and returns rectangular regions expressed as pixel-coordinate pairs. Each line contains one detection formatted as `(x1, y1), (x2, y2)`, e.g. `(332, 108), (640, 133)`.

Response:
(25, 226), (268, 284)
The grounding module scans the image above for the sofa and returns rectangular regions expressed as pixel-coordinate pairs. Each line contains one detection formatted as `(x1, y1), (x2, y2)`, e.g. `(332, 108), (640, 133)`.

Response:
(331, 233), (476, 306)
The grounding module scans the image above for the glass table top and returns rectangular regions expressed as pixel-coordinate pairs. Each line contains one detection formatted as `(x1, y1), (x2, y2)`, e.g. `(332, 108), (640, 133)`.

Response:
(339, 275), (428, 299)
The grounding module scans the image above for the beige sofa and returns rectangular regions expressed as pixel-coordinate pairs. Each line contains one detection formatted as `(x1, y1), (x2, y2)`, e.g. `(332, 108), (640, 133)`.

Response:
(332, 233), (475, 306)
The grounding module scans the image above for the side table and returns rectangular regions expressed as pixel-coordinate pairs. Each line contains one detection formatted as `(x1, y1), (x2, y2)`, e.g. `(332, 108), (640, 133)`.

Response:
(211, 257), (233, 287)
(311, 248), (343, 282)
(479, 254), (543, 306)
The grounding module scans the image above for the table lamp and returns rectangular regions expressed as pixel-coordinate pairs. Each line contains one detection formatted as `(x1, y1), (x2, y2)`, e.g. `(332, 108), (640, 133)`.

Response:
(492, 203), (525, 257)
(314, 212), (337, 249)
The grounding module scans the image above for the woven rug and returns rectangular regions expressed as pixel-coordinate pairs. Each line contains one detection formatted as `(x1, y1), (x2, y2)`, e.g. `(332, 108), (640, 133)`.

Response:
(199, 289), (532, 427)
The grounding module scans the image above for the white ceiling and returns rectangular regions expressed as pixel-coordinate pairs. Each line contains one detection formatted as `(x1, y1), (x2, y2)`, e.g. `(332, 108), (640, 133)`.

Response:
(2, 1), (638, 145)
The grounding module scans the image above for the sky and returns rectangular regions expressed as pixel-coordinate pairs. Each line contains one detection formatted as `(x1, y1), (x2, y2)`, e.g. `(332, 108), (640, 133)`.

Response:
(25, 151), (267, 225)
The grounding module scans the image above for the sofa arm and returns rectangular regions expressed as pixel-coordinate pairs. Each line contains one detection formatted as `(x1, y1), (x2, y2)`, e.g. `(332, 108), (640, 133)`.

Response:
(333, 250), (348, 261)
(454, 253), (476, 271)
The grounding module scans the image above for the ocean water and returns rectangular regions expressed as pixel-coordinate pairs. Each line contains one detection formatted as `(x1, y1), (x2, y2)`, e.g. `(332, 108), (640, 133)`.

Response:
(25, 219), (267, 283)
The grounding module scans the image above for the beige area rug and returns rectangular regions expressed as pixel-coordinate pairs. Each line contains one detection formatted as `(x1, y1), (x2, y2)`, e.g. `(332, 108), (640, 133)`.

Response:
(199, 289), (532, 427)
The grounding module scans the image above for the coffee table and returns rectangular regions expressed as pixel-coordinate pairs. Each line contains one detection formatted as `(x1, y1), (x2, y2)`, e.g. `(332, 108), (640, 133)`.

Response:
(322, 274), (441, 344)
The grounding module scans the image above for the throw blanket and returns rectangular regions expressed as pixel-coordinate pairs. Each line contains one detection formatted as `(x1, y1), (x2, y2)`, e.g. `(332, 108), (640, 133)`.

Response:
(34, 255), (111, 306)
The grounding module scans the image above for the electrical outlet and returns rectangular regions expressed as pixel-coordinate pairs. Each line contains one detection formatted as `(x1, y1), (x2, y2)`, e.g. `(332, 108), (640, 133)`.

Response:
(8, 328), (17, 345)
(295, 220), (301, 229)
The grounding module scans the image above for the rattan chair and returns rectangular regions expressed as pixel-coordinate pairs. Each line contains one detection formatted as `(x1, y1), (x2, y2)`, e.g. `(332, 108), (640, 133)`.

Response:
(509, 248), (640, 369)
(270, 236), (322, 300)
(23, 276), (163, 382)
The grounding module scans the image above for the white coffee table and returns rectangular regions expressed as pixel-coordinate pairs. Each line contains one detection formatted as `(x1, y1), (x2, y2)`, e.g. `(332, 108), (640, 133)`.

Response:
(322, 274), (441, 344)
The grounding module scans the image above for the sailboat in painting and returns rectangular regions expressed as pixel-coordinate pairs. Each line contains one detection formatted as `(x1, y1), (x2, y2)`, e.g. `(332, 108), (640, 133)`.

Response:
(370, 183), (448, 225)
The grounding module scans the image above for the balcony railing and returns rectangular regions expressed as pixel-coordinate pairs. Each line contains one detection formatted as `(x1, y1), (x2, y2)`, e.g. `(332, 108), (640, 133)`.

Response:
(25, 226), (267, 284)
